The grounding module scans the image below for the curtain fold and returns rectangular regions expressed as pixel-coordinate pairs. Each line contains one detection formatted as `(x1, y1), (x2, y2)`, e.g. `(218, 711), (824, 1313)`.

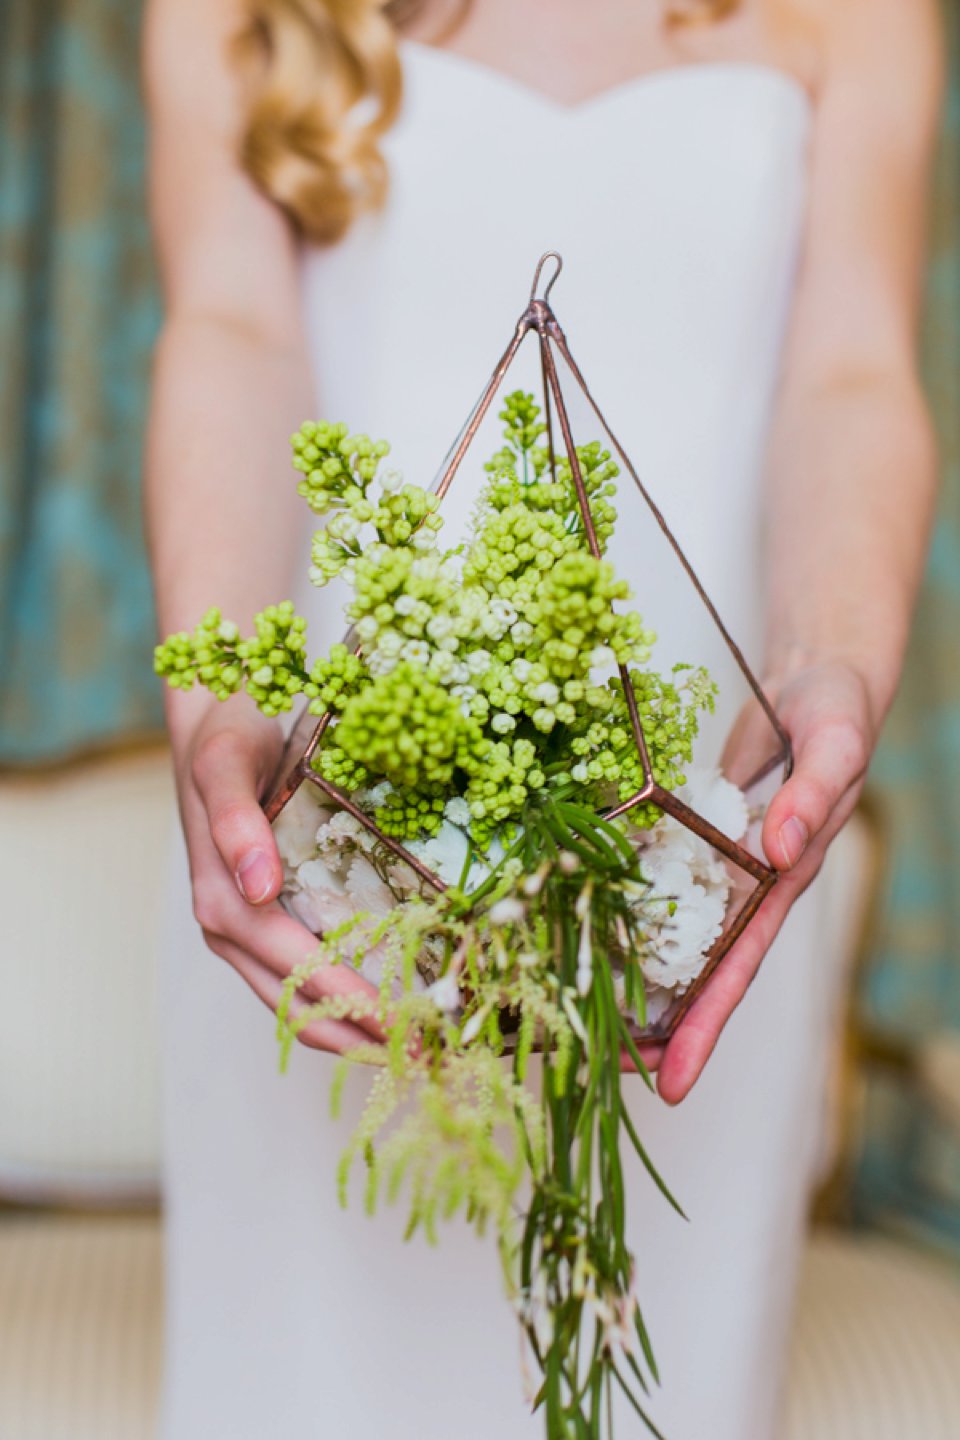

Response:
(0, 0), (161, 764)
(854, 0), (960, 1245)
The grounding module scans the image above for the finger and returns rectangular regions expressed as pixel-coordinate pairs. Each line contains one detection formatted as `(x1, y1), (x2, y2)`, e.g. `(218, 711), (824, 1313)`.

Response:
(657, 776), (863, 1104)
(655, 793), (855, 1103)
(217, 940), (376, 1056)
(191, 729), (284, 905)
(763, 713), (868, 871)
(620, 1043), (663, 1074)
(655, 881), (794, 1105)
(202, 888), (390, 1044)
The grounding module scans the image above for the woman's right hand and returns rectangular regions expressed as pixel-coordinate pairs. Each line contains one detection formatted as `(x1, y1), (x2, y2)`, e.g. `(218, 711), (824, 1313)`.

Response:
(171, 699), (386, 1056)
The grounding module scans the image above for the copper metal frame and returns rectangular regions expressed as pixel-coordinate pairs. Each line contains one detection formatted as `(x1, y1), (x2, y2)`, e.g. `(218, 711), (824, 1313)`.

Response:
(264, 253), (793, 1041)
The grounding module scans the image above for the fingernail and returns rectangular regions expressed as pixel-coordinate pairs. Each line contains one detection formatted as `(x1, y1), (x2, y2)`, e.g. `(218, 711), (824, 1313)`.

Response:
(778, 817), (808, 867)
(236, 850), (273, 904)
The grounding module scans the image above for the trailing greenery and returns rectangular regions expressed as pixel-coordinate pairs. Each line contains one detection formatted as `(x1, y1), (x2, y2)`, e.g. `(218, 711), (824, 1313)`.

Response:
(276, 791), (679, 1436)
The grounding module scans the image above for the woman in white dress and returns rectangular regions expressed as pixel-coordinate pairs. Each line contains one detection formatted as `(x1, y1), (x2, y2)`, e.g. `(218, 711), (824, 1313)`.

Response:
(145, 2), (942, 1436)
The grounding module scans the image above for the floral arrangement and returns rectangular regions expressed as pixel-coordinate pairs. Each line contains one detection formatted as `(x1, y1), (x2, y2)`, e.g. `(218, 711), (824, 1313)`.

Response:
(156, 392), (749, 1436)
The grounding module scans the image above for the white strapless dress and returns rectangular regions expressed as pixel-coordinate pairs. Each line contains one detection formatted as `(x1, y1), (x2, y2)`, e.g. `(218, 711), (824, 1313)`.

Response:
(161, 47), (837, 1440)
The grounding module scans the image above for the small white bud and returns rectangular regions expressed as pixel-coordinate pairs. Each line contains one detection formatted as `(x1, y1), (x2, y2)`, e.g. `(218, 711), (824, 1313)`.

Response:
(488, 897), (525, 926)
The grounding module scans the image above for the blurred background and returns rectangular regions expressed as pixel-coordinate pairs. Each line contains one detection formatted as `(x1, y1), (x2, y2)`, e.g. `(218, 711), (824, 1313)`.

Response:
(1, 2), (959, 1437)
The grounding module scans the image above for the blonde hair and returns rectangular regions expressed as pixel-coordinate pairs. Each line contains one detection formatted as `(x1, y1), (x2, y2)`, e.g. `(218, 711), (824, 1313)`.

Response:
(238, 0), (739, 246)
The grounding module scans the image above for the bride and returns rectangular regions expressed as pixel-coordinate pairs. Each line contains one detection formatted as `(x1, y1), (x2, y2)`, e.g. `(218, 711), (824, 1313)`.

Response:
(145, 1), (941, 1435)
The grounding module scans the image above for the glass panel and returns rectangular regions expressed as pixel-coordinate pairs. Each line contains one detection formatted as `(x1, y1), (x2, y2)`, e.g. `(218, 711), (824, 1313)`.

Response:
(622, 813), (769, 1043)
(270, 774), (442, 992)
(544, 331), (790, 859)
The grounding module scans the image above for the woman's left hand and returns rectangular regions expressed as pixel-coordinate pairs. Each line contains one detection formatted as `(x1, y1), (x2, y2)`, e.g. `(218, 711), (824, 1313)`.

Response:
(650, 655), (876, 1103)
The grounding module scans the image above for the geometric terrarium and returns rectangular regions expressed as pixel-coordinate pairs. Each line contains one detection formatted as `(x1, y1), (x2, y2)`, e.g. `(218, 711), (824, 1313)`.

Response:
(262, 252), (792, 1043)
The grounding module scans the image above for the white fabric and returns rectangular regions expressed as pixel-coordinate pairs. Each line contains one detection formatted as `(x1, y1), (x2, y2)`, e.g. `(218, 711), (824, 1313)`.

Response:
(162, 50), (834, 1439)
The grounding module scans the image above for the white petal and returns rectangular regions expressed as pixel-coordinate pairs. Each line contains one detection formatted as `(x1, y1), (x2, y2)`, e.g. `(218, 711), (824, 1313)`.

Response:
(272, 785), (330, 867)
(426, 972), (461, 1013)
(680, 766), (749, 841)
(344, 855), (396, 917)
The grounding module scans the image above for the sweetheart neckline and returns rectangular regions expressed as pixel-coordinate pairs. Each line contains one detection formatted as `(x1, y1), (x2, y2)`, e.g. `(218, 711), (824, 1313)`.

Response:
(400, 38), (813, 120)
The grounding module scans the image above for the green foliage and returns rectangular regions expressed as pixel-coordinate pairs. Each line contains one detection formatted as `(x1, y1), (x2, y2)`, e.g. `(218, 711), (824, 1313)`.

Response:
(154, 602), (313, 717)
(156, 392), (715, 844)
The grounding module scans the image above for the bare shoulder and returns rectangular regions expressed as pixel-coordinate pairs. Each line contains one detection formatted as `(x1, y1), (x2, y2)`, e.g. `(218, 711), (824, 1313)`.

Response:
(143, 0), (300, 332)
(793, 0), (943, 113)
(143, 0), (251, 130)
(768, 0), (943, 390)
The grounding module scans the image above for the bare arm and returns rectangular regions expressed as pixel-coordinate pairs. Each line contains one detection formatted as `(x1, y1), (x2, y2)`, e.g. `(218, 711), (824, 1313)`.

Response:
(145, 0), (308, 651)
(657, 0), (943, 1101)
(144, 0), (383, 1051)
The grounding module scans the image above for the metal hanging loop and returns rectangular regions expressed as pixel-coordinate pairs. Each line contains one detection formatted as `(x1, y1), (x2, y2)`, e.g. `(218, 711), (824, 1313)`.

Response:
(529, 251), (563, 304)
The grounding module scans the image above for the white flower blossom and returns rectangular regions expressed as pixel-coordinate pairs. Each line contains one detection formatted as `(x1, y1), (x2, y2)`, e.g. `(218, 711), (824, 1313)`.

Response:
(297, 857), (345, 895)
(272, 784), (331, 867)
(488, 897), (525, 926)
(634, 808), (735, 991)
(366, 650), (398, 676)
(363, 780), (394, 809)
(491, 712), (516, 734)
(377, 467), (404, 494)
(576, 928), (593, 996)
(587, 644), (617, 685)
(407, 821), (470, 886)
(460, 1005), (491, 1045)
(401, 640), (431, 667)
(376, 629), (403, 657)
(425, 971), (461, 1013)
(443, 797), (472, 827)
(465, 648), (491, 676)
(451, 683), (477, 715)
(327, 512), (362, 543)
(678, 766), (749, 841)
(533, 681), (560, 707)
(315, 808), (378, 859)
(490, 598), (518, 627)
(344, 855), (395, 916)
(426, 614), (454, 643)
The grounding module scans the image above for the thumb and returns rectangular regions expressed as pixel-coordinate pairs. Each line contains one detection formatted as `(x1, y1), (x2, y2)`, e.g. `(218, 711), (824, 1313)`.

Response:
(191, 728), (284, 905)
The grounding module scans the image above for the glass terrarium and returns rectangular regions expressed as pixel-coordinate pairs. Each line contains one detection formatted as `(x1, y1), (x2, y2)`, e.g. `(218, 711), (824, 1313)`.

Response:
(262, 253), (792, 1044)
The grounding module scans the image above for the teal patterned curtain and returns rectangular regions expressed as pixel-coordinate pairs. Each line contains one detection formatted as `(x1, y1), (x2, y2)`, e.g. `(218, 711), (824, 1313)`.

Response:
(854, 0), (960, 1247)
(0, 0), (161, 764)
